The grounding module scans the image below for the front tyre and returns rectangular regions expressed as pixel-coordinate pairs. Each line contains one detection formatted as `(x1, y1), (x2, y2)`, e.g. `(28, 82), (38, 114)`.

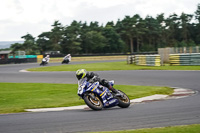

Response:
(116, 90), (130, 108)
(40, 62), (44, 66)
(84, 92), (103, 110)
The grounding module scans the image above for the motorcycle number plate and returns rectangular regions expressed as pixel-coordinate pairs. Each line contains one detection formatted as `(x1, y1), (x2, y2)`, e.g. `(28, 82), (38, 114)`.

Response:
(78, 86), (84, 94)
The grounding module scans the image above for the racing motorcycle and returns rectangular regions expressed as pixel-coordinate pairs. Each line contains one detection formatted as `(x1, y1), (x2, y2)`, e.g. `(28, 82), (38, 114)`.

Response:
(61, 58), (70, 64)
(77, 78), (130, 110)
(40, 60), (48, 66)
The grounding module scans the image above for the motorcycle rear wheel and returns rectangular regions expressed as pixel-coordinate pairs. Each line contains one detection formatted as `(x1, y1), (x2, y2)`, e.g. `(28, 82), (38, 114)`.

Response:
(116, 90), (130, 108)
(84, 92), (103, 110)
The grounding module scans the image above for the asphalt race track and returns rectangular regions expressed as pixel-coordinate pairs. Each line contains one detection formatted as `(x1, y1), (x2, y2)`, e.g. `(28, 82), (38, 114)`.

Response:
(0, 61), (200, 133)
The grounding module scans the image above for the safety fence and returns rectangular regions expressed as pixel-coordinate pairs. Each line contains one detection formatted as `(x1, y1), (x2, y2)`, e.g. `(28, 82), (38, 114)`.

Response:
(158, 46), (200, 64)
(0, 58), (37, 64)
(0, 55), (40, 64)
(170, 53), (200, 66)
(127, 55), (161, 66)
(135, 55), (161, 66)
(9, 55), (40, 58)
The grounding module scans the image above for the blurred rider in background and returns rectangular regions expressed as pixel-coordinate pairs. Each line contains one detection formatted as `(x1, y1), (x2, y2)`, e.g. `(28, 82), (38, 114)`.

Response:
(62, 54), (71, 64)
(45, 55), (50, 63)
(40, 55), (50, 66)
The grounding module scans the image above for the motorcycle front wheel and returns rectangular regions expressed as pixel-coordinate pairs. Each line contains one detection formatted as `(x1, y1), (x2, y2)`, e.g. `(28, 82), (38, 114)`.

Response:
(84, 92), (103, 110)
(40, 62), (44, 66)
(116, 90), (130, 108)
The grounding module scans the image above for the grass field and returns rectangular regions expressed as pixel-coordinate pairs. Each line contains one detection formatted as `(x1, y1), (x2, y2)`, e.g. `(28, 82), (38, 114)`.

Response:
(0, 82), (173, 114)
(28, 61), (200, 71)
(90, 124), (200, 133)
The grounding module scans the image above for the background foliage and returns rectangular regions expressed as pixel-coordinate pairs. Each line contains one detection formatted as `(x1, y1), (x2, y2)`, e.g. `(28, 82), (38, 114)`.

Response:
(10, 3), (200, 55)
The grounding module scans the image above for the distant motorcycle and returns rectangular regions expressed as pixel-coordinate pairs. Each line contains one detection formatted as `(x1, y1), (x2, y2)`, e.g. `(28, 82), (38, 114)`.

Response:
(40, 55), (50, 66)
(77, 78), (130, 110)
(61, 58), (70, 64)
(40, 60), (48, 66)
(40, 57), (48, 66)
(62, 54), (71, 64)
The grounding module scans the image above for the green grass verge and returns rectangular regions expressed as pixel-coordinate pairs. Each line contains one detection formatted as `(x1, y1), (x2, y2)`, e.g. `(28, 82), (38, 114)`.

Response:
(0, 83), (173, 114)
(90, 124), (200, 133)
(28, 61), (200, 71)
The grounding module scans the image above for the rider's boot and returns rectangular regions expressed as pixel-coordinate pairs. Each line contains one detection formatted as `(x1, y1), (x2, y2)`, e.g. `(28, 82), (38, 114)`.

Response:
(108, 85), (121, 97)
(101, 79), (122, 97)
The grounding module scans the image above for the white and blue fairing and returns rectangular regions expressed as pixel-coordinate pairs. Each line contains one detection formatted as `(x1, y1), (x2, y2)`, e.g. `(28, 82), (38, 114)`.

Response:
(77, 78), (88, 97)
(77, 78), (118, 108)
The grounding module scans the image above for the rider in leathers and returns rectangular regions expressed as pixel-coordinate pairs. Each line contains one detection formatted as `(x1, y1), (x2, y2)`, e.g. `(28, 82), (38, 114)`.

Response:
(76, 69), (120, 96)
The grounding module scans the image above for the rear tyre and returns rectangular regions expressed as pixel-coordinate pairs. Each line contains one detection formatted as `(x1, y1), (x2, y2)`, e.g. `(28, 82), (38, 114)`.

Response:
(116, 90), (130, 108)
(84, 92), (103, 110)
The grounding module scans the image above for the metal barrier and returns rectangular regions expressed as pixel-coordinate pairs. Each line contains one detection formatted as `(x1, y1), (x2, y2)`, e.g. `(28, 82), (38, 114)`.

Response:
(170, 53), (200, 66)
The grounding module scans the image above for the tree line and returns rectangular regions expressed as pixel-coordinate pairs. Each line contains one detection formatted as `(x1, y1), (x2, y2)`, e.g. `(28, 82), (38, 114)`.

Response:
(10, 3), (200, 55)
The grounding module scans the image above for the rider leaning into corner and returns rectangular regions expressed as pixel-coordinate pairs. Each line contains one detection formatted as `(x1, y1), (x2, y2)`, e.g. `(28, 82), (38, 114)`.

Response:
(76, 69), (121, 97)
(63, 54), (71, 62)
(42, 55), (50, 63)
